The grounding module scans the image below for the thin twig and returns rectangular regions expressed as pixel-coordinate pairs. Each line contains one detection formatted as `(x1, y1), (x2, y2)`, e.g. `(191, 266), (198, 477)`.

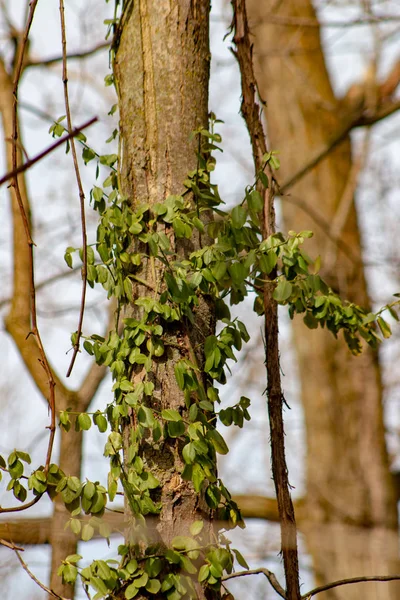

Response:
(257, 13), (400, 28)
(231, 1), (301, 598)
(223, 568), (286, 599)
(59, 0), (89, 378)
(0, 116), (98, 186)
(12, 543), (70, 599)
(9, 0), (57, 482)
(302, 574), (400, 598)
(26, 41), (110, 68)
(0, 538), (24, 551)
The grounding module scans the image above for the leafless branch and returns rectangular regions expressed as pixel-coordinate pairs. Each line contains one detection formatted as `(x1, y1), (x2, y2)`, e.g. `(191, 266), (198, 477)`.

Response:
(0, 538), (24, 551)
(59, 0), (89, 378)
(302, 574), (400, 598)
(25, 41), (110, 68)
(256, 13), (400, 29)
(12, 543), (70, 600)
(222, 568), (287, 599)
(8, 0), (57, 485)
(0, 116), (98, 186)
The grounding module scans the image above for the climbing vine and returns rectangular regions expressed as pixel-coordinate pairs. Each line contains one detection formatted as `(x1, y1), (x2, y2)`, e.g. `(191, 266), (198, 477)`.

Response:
(1, 2), (400, 600)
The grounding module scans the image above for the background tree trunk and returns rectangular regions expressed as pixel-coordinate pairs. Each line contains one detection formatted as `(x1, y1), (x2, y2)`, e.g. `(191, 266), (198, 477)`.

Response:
(246, 0), (400, 597)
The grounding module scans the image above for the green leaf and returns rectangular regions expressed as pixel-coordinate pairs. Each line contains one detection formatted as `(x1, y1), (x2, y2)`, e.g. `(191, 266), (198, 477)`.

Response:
(182, 443), (196, 464)
(233, 548), (249, 569)
(248, 189), (263, 212)
(273, 280), (293, 302)
(93, 413), (108, 433)
(198, 564), (210, 582)
(231, 205), (247, 228)
(125, 583), (139, 599)
(162, 409), (182, 422)
(132, 572), (149, 588)
(207, 429), (229, 454)
(81, 523), (94, 541)
(190, 520), (204, 536)
(70, 519), (81, 535)
(377, 316), (392, 339)
(146, 579), (161, 594)
(259, 251), (277, 274)
(167, 421), (185, 438)
(77, 413), (92, 431)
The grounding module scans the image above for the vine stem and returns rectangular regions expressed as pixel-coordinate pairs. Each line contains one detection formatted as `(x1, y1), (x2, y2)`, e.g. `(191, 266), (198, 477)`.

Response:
(59, 0), (89, 378)
(231, 1), (301, 598)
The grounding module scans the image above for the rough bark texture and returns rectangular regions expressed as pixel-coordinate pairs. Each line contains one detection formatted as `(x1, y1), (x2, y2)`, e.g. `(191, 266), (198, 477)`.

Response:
(114, 2), (215, 597)
(246, 1), (400, 597)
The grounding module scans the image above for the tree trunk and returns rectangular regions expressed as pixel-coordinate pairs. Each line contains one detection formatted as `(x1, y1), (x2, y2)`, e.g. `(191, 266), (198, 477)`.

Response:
(114, 1), (216, 598)
(246, 0), (400, 597)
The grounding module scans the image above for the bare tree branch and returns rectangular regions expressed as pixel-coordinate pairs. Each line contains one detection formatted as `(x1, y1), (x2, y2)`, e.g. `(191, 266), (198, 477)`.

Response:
(0, 116), (98, 186)
(302, 575), (400, 599)
(255, 13), (400, 28)
(59, 0), (89, 378)
(25, 41), (110, 68)
(222, 568), (287, 599)
(11, 543), (70, 600)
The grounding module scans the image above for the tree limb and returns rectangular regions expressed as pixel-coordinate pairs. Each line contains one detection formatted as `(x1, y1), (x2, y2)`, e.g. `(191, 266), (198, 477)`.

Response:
(302, 575), (400, 599)
(0, 116), (98, 186)
(222, 568), (286, 599)
(25, 41), (109, 68)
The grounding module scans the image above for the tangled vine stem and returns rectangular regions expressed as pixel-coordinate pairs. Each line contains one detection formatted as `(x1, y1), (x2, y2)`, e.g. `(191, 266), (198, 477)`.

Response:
(59, 0), (89, 378)
(231, 0), (301, 598)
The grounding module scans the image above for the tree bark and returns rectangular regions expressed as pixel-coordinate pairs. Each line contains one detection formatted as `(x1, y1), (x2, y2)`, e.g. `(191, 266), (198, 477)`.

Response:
(114, 1), (215, 598)
(246, 0), (400, 597)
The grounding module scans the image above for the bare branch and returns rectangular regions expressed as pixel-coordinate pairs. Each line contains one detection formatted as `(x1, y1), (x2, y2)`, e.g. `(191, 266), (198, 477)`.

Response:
(0, 116), (98, 186)
(0, 538), (24, 551)
(0, 494), (287, 544)
(59, 0), (89, 378)
(256, 13), (400, 28)
(302, 575), (400, 599)
(11, 543), (70, 600)
(25, 41), (110, 68)
(222, 568), (287, 599)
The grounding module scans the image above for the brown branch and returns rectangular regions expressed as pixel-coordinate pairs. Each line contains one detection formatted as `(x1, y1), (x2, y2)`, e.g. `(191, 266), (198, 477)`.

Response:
(11, 543), (70, 600)
(302, 575), (400, 599)
(280, 195), (360, 266)
(25, 41), (110, 68)
(380, 59), (400, 99)
(59, 0), (89, 378)
(8, 0), (57, 485)
(222, 568), (286, 599)
(0, 538), (24, 551)
(0, 495), (290, 544)
(257, 13), (400, 28)
(232, 1), (301, 598)
(0, 116), (98, 186)
(280, 120), (353, 193)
